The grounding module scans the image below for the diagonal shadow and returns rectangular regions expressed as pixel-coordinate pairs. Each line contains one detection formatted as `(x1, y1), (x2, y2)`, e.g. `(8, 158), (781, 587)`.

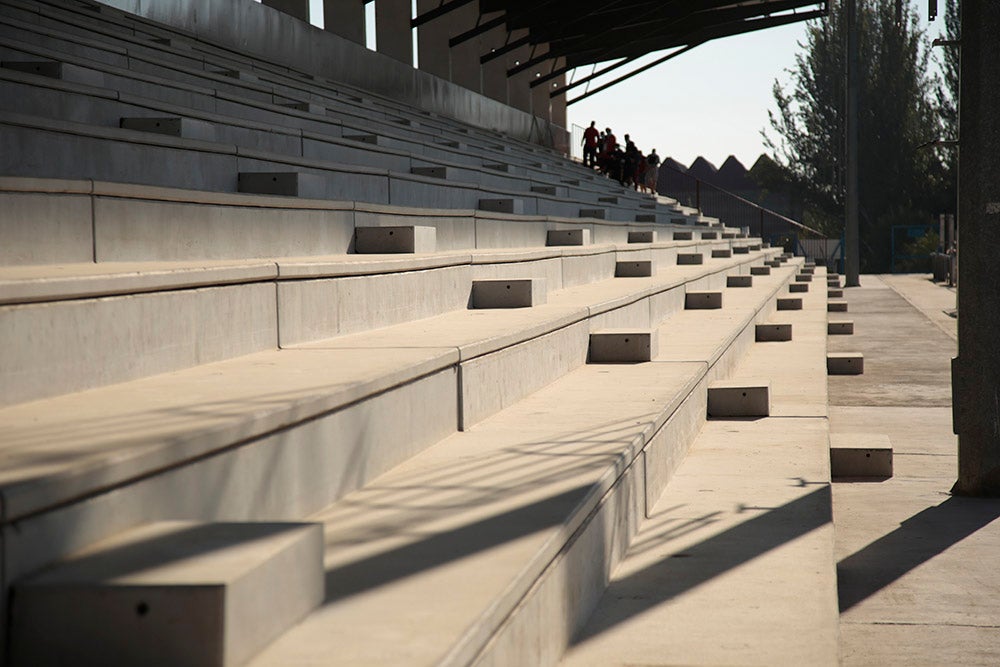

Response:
(571, 485), (832, 644)
(837, 495), (1000, 612)
(325, 484), (591, 602)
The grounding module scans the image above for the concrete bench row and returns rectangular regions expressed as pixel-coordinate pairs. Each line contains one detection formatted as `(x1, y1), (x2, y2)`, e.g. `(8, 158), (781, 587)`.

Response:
(5, 252), (801, 666)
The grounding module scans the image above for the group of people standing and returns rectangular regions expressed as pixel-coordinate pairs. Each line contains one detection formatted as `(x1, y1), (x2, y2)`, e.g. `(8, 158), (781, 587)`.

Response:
(581, 121), (660, 194)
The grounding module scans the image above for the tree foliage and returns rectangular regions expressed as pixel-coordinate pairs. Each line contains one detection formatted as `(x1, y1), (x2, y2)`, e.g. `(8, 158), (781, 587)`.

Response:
(761, 0), (952, 271)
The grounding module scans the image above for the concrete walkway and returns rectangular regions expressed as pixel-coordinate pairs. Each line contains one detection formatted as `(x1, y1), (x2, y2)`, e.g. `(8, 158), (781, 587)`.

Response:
(832, 274), (1000, 666)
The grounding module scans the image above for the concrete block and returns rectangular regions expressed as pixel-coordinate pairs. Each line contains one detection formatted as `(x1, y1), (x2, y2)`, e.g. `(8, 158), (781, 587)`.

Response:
(721, 232), (737, 239)
(677, 253), (703, 265)
(789, 282), (809, 293)
(237, 172), (325, 198)
(627, 231), (656, 243)
(749, 243), (762, 251)
(344, 133), (379, 144)
(727, 275), (753, 288)
(561, 179), (581, 186)
(707, 380), (771, 417)
(829, 288), (844, 298)
(766, 259), (782, 268)
(354, 226), (436, 253)
(732, 246), (750, 254)
(210, 68), (258, 82)
(598, 196), (619, 204)
(579, 208), (607, 219)
(700, 231), (719, 240)
(531, 185), (557, 195)
(120, 117), (216, 142)
(777, 297), (803, 310)
(639, 202), (657, 209)
(10, 521), (324, 667)
(781, 252), (793, 259)
(1, 60), (104, 87)
(589, 330), (657, 363)
(278, 101), (325, 114)
(795, 273), (813, 282)
(411, 166), (448, 179)
(712, 249), (732, 258)
(828, 301), (849, 312)
(827, 352), (864, 375)
(828, 320), (855, 335)
(755, 323), (793, 342)
(546, 228), (591, 247)
(801, 266), (816, 275)
(615, 261), (654, 278)
(635, 214), (657, 223)
(685, 291), (723, 309)
(479, 198), (524, 214)
(484, 163), (509, 172)
(470, 279), (546, 308)
(750, 266), (771, 276)
(673, 231), (693, 241)
(830, 433), (893, 477)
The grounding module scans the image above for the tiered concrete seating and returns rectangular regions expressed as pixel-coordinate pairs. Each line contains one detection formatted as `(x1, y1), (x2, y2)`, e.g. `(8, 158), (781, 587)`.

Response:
(0, 2), (826, 665)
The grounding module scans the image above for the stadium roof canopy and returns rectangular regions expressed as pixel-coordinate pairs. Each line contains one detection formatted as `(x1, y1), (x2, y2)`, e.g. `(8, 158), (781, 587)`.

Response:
(412, 0), (828, 102)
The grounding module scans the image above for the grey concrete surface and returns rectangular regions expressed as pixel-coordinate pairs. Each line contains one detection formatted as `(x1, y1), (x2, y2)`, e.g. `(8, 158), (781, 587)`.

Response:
(831, 275), (1000, 665)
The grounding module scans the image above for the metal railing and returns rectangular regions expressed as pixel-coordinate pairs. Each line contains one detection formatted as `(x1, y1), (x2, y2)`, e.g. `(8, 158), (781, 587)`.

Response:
(658, 163), (829, 258)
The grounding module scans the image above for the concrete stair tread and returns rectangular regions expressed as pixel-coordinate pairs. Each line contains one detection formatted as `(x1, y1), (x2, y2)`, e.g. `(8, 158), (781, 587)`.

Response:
(0, 259), (278, 304)
(245, 345), (742, 666)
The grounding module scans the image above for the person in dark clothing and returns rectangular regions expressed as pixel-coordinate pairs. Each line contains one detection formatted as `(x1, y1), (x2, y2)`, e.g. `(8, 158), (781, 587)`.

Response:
(582, 121), (599, 168)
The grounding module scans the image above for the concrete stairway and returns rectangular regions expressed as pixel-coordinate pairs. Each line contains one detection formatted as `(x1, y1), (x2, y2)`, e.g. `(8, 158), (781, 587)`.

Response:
(0, 2), (835, 665)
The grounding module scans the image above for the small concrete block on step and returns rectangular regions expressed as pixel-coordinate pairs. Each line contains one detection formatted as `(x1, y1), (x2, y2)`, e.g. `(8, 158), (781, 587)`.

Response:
(756, 323), (792, 342)
(685, 291), (723, 309)
(635, 214), (657, 223)
(766, 259), (782, 268)
(673, 231), (693, 241)
(479, 198), (524, 214)
(722, 232), (737, 239)
(627, 231), (656, 243)
(579, 208), (607, 219)
(677, 253), (703, 265)
(238, 172), (324, 198)
(211, 68), (258, 82)
(589, 330), (657, 363)
(344, 133), (379, 144)
(470, 279), (546, 308)
(354, 225), (436, 253)
(828, 301), (849, 312)
(828, 320), (855, 335)
(727, 275), (752, 288)
(801, 266), (816, 275)
(9, 522), (323, 667)
(749, 243), (762, 251)
(789, 282), (809, 293)
(777, 297), (803, 310)
(829, 288), (844, 298)
(546, 228), (591, 246)
(411, 166), (448, 179)
(279, 101), (325, 114)
(484, 163), (509, 172)
(2, 60), (105, 87)
(531, 185), (557, 195)
(830, 433), (893, 478)
(615, 261), (654, 278)
(598, 196), (619, 204)
(120, 117), (216, 141)
(712, 249), (732, 258)
(700, 231), (719, 240)
(795, 273), (813, 282)
(733, 246), (750, 254)
(707, 380), (771, 417)
(827, 352), (864, 375)
(751, 265), (771, 276)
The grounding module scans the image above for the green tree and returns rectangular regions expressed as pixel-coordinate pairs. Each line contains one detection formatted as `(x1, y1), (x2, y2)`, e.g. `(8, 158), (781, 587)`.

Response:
(762, 0), (950, 271)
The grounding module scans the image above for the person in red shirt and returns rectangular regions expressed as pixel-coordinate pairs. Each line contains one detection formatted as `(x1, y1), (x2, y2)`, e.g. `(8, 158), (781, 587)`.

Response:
(582, 121), (599, 168)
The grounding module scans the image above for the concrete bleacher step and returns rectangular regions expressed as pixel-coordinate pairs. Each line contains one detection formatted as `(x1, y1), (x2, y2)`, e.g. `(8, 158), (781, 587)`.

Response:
(830, 433), (894, 478)
(559, 269), (836, 666)
(10, 521), (324, 667)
